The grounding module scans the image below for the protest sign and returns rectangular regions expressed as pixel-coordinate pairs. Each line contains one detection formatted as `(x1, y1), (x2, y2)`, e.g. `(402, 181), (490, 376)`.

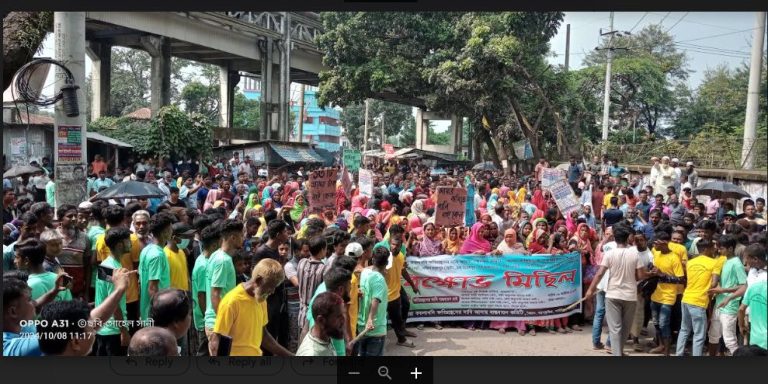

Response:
(435, 187), (467, 227)
(548, 180), (582, 217)
(307, 168), (338, 213)
(342, 149), (361, 172)
(358, 169), (374, 198)
(541, 168), (566, 189)
(404, 253), (582, 321)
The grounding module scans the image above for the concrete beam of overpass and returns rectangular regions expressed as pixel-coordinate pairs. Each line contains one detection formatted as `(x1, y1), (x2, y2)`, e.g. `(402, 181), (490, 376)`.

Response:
(86, 12), (264, 61)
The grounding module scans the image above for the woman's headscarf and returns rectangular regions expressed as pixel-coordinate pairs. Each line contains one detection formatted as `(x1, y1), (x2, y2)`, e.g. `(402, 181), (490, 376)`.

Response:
(289, 192), (307, 223)
(335, 181), (346, 214)
(488, 193), (499, 211)
(411, 199), (429, 223)
(527, 218), (549, 247)
(244, 189), (260, 216)
(459, 222), (491, 254)
(527, 228), (549, 253)
(418, 224), (443, 257)
(497, 228), (525, 254)
(203, 189), (223, 212)
(570, 223), (594, 257)
(261, 185), (273, 205)
(516, 186), (527, 205)
(442, 226), (463, 255)
(532, 188), (547, 212)
(351, 195), (367, 214)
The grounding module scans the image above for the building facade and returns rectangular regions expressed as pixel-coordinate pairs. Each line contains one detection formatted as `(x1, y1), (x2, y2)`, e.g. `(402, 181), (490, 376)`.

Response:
(241, 79), (341, 152)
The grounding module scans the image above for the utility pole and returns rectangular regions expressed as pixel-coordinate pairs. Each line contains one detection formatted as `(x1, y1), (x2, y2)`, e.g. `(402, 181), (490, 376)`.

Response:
(362, 98), (370, 152)
(564, 24), (571, 72)
(741, 12), (766, 170)
(297, 84), (305, 143)
(380, 113), (385, 147)
(53, 12), (88, 208)
(600, 12), (615, 145)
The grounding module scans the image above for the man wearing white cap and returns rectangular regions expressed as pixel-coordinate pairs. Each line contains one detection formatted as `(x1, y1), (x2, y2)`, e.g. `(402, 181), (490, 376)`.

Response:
(671, 158), (682, 195)
(655, 156), (675, 196)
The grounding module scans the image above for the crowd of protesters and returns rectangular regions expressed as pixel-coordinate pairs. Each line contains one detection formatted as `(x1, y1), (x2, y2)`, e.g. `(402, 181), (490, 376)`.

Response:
(3, 151), (766, 357)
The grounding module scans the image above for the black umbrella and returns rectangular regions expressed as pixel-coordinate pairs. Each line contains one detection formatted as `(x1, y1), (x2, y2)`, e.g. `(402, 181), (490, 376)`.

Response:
(693, 181), (751, 200)
(91, 181), (166, 200)
(3, 165), (43, 178)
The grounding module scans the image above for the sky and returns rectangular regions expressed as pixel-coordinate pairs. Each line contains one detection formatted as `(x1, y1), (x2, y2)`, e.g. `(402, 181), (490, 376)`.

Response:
(548, 12), (764, 88)
(24, 12), (766, 117)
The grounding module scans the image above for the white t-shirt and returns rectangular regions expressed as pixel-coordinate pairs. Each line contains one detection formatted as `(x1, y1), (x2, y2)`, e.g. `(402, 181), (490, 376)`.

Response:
(747, 268), (767, 287)
(596, 241), (616, 291)
(600, 246), (644, 302)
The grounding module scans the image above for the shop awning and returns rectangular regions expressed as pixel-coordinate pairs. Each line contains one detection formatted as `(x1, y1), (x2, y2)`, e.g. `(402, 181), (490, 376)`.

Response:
(87, 132), (133, 148)
(269, 143), (325, 164)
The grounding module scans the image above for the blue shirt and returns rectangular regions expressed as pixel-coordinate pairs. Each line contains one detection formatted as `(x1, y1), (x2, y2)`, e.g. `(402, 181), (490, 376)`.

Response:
(636, 201), (652, 220)
(3, 325), (41, 356)
(567, 164), (582, 183)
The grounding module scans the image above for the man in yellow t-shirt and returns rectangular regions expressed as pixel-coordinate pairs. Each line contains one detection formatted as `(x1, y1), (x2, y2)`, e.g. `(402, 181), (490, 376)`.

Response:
(676, 238), (719, 356)
(210, 259), (292, 356)
(649, 232), (685, 355)
(165, 223), (192, 291)
(373, 225), (420, 348)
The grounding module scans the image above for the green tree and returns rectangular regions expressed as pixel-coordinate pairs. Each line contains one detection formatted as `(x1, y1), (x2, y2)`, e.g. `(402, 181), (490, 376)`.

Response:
(89, 105), (213, 160)
(3, 12), (53, 91)
(583, 25), (689, 135)
(317, 12), (564, 168)
(232, 91), (261, 129)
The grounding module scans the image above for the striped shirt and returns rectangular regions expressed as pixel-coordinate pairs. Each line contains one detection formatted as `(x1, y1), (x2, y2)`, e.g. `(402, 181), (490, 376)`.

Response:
(297, 258), (326, 332)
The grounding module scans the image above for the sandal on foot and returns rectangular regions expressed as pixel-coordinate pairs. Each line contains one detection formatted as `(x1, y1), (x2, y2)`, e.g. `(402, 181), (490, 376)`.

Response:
(557, 328), (568, 334)
(397, 340), (416, 348)
(518, 329), (526, 336)
(498, 328), (507, 334)
(529, 329), (537, 336)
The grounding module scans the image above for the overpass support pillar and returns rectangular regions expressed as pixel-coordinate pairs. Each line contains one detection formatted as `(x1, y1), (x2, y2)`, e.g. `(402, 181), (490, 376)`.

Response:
(141, 36), (171, 117)
(278, 12), (292, 142)
(259, 37), (281, 141)
(85, 40), (112, 120)
(219, 64), (239, 134)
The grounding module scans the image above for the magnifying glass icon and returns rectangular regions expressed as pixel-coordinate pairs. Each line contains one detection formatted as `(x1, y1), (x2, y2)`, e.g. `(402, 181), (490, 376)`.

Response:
(378, 366), (392, 381)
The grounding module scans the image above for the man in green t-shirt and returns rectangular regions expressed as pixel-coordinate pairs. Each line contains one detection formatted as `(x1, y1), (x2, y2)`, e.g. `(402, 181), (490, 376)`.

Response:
(707, 235), (747, 355)
(740, 279), (767, 350)
(203, 220), (242, 349)
(14, 239), (73, 302)
(356, 247), (390, 356)
(307, 265), (352, 356)
(94, 227), (132, 356)
(191, 226), (220, 355)
(138, 214), (173, 321)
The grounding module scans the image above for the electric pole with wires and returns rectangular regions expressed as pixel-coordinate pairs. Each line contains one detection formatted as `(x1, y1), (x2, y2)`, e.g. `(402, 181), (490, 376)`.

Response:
(595, 12), (630, 149)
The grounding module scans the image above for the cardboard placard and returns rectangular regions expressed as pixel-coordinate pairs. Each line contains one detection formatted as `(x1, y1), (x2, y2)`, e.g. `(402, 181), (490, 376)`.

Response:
(548, 180), (582, 217)
(541, 168), (565, 189)
(308, 168), (338, 213)
(343, 149), (361, 172)
(435, 186), (468, 227)
(359, 169), (374, 198)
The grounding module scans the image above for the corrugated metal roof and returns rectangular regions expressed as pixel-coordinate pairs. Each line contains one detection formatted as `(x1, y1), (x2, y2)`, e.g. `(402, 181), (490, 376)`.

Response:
(124, 107), (152, 120)
(269, 143), (324, 163)
(87, 132), (133, 148)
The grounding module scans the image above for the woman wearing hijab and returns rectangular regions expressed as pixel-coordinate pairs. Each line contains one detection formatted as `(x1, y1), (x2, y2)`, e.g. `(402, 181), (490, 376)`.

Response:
(518, 221), (533, 250)
(411, 199), (429, 224)
(526, 218), (549, 247)
(496, 228), (527, 254)
(335, 180), (346, 214)
(527, 228), (551, 254)
(442, 226), (463, 255)
(490, 226), (533, 334)
(459, 222), (492, 255)
(351, 195), (368, 215)
(532, 186), (547, 212)
(416, 222), (444, 257)
(261, 185), (273, 205)
(285, 192), (307, 228)
(565, 223), (593, 332)
(203, 188), (222, 212)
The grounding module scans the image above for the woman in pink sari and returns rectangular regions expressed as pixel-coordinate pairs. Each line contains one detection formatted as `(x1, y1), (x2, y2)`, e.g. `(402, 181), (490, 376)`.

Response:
(459, 222), (492, 330)
(458, 222), (492, 255)
(351, 195), (368, 215)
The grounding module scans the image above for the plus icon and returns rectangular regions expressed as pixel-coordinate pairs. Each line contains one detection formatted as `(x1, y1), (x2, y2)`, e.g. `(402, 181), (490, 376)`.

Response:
(410, 367), (422, 380)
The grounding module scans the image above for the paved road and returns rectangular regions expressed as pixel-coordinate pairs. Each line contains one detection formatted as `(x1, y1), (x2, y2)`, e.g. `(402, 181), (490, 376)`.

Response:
(384, 325), (652, 356)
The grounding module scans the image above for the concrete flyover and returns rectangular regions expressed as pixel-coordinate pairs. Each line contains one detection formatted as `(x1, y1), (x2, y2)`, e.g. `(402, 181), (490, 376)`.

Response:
(84, 12), (327, 141)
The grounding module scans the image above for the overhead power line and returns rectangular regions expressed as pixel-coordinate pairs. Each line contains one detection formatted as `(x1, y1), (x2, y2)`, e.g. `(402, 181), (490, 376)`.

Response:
(657, 12), (672, 26)
(629, 12), (649, 33)
(675, 27), (761, 43)
(665, 12), (689, 33)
